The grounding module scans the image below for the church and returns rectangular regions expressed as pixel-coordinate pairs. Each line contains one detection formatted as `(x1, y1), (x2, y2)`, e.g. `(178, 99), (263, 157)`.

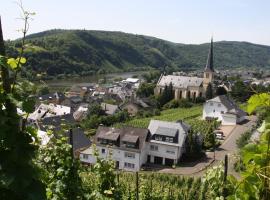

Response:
(154, 38), (215, 100)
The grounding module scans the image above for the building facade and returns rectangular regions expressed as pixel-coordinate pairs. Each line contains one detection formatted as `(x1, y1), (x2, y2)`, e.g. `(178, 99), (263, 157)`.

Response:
(202, 95), (247, 125)
(79, 120), (190, 171)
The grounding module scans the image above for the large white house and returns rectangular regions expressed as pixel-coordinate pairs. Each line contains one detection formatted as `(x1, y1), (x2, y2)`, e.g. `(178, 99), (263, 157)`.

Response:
(79, 120), (190, 171)
(203, 95), (246, 125)
(147, 120), (190, 165)
(80, 126), (150, 171)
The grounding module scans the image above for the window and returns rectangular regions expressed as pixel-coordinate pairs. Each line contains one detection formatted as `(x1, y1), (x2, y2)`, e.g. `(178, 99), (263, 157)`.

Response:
(155, 136), (162, 141)
(169, 138), (173, 143)
(166, 150), (175, 154)
(126, 142), (136, 148)
(210, 102), (213, 106)
(125, 152), (135, 158)
(150, 145), (158, 151)
(83, 154), (88, 159)
(101, 148), (106, 154)
(124, 162), (135, 168)
(165, 137), (170, 142)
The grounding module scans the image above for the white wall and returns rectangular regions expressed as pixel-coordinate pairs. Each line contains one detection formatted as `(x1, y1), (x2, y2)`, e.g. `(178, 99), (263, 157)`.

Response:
(221, 114), (237, 125)
(147, 142), (180, 161)
(203, 101), (228, 122)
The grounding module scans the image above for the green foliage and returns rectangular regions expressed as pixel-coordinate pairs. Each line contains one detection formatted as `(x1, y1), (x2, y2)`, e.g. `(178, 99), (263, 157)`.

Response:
(88, 103), (103, 116)
(158, 82), (174, 106)
(163, 99), (193, 109)
(247, 93), (270, 114)
(205, 83), (213, 100)
(230, 80), (252, 102)
(7, 30), (270, 77)
(236, 130), (252, 149)
(216, 86), (227, 96)
(116, 105), (202, 128)
(226, 93), (270, 200)
(141, 71), (161, 83)
(38, 135), (84, 200)
(37, 84), (50, 95)
(136, 82), (155, 98)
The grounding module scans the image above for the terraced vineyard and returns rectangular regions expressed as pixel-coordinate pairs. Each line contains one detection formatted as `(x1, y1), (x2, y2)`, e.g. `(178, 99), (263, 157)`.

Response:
(116, 105), (202, 128)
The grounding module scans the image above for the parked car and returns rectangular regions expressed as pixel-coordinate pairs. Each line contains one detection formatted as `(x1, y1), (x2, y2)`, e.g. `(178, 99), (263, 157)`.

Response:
(214, 131), (224, 140)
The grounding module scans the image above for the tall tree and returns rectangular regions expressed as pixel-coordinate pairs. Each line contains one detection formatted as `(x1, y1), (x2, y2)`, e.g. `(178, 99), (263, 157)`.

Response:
(205, 83), (213, 100)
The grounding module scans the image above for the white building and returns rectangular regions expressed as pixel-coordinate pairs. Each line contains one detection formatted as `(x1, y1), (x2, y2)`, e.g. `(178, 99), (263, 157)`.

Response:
(80, 126), (150, 172)
(147, 120), (190, 165)
(79, 120), (190, 171)
(203, 95), (246, 125)
(28, 103), (71, 122)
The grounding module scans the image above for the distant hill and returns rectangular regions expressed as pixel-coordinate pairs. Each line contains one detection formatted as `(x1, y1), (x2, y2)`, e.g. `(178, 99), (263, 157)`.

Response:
(6, 29), (270, 76)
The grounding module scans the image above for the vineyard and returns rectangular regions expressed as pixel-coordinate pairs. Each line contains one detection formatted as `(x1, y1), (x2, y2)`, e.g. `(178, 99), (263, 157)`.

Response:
(116, 106), (202, 128)
(81, 166), (224, 200)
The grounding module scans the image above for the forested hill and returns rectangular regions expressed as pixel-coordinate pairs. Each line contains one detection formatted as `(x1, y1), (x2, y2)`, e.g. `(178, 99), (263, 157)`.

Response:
(6, 29), (270, 76)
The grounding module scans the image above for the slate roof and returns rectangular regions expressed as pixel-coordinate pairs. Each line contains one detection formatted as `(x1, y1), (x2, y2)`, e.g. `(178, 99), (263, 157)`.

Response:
(155, 127), (178, 137)
(148, 120), (190, 146)
(207, 95), (246, 117)
(39, 114), (75, 132)
(101, 103), (120, 115)
(65, 128), (91, 152)
(157, 75), (204, 88)
(95, 126), (150, 152)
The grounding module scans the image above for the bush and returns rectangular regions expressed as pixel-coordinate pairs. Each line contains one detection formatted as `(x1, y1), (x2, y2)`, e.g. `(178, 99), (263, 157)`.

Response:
(163, 99), (193, 109)
(236, 130), (252, 148)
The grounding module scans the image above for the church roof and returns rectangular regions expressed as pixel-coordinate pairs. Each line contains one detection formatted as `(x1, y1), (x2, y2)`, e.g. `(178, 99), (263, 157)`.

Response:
(205, 38), (214, 72)
(157, 75), (204, 88)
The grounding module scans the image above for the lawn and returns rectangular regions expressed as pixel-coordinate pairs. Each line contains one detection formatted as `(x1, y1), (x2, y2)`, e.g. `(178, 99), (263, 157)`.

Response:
(116, 105), (203, 128)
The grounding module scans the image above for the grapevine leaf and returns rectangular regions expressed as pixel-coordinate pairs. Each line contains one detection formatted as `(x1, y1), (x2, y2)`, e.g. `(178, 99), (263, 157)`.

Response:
(7, 58), (18, 70)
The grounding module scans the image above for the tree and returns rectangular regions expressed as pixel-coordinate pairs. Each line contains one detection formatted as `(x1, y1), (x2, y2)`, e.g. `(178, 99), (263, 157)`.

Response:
(159, 82), (174, 106)
(230, 80), (251, 102)
(205, 83), (213, 100)
(136, 82), (155, 98)
(215, 86), (227, 96)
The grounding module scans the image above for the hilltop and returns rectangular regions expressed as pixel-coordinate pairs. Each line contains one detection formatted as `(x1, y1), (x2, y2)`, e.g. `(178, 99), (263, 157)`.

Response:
(6, 29), (270, 76)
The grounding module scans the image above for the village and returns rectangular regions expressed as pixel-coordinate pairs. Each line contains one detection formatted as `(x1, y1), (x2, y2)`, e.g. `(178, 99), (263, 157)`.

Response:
(21, 40), (267, 174)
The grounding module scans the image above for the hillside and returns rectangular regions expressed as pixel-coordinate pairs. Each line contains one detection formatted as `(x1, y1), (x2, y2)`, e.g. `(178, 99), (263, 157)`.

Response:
(6, 29), (270, 76)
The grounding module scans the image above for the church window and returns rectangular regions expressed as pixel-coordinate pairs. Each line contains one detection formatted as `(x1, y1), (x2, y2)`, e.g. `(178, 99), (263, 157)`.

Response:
(206, 73), (209, 78)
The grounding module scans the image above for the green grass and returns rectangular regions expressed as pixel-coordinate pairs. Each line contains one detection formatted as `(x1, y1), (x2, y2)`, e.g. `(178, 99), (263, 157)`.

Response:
(116, 105), (202, 128)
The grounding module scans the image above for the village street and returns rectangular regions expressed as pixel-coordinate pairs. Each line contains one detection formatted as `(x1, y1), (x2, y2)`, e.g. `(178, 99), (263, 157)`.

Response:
(157, 116), (257, 176)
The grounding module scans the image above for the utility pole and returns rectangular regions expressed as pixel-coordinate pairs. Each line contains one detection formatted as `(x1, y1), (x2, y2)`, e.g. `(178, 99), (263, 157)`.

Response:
(136, 171), (139, 200)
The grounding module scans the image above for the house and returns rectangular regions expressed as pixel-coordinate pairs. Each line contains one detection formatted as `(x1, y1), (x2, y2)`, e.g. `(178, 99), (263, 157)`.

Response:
(38, 92), (65, 104)
(80, 126), (150, 171)
(28, 103), (71, 123)
(147, 120), (190, 165)
(66, 85), (88, 98)
(73, 104), (88, 122)
(79, 119), (190, 171)
(101, 103), (120, 115)
(203, 95), (247, 125)
(155, 38), (215, 100)
(38, 114), (91, 153)
(120, 98), (150, 116)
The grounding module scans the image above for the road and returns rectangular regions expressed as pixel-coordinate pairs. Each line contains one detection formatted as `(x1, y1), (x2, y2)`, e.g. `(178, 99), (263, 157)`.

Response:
(158, 116), (257, 176)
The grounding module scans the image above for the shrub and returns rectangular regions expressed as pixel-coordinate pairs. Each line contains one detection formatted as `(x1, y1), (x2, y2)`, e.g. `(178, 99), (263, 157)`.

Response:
(236, 130), (252, 148)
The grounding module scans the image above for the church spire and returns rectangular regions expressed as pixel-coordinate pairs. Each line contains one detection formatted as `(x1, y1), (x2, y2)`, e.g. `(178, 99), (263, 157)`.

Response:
(0, 16), (6, 55)
(205, 37), (214, 72)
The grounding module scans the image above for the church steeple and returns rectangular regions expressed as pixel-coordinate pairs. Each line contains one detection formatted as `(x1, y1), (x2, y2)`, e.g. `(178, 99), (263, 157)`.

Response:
(203, 37), (214, 89)
(205, 37), (214, 72)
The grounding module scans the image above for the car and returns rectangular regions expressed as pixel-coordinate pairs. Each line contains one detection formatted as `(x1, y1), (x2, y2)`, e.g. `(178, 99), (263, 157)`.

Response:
(214, 131), (224, 140)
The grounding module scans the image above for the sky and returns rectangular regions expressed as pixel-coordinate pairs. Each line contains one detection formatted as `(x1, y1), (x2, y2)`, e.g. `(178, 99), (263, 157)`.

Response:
(0, 0), (269, 45)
